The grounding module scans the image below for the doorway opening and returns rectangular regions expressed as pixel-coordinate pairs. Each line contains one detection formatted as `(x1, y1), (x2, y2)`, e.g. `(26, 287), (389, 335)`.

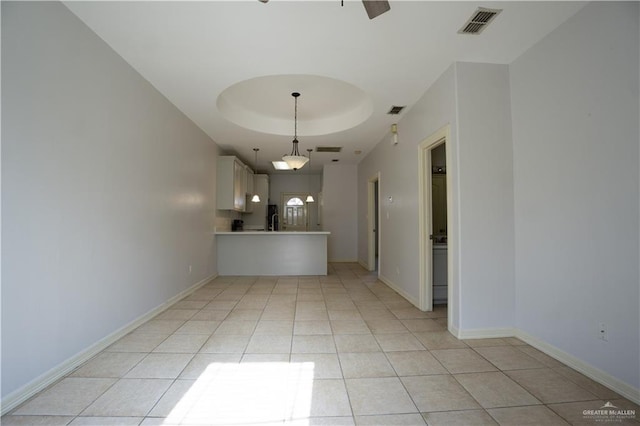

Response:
(418, 126), (451, 318)
(367, 173), (380, 273)
(430, 144), (448, 306)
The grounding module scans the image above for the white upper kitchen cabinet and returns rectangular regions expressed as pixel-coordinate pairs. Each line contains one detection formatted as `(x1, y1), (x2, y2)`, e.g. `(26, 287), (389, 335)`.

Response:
(245, 165), (254, 195)
(217, 156), (246, 211)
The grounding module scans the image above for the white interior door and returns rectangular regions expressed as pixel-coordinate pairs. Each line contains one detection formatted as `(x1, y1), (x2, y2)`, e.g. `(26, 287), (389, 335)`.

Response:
(281, 193), (308, 232)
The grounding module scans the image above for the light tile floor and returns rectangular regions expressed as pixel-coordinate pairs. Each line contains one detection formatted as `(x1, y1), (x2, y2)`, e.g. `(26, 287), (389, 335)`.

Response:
(3, 263), (639, 425)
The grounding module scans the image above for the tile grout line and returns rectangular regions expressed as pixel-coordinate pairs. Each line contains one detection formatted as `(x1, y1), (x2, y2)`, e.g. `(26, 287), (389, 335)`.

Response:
(335, 275), (358, 424)
(6, 266), (633, 425)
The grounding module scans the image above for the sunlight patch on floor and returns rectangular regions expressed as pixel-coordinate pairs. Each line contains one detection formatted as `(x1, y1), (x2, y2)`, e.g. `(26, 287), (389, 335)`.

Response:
(163, 362), (315, 425)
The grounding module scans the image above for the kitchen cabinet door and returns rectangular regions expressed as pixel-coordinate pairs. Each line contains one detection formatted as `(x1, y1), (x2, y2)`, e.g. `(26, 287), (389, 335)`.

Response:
(233, 159), (246, 211)
(217, 156), (247, 211)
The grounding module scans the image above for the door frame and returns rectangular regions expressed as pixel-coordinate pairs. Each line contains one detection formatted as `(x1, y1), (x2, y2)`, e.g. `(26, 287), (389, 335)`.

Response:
(418, 125), (451, 313)
(367, 173), (381, 273)
(280, 192), (309, 231)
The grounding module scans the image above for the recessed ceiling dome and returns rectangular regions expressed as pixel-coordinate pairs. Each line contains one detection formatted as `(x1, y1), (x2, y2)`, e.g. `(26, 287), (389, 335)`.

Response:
(217, 75), (373, 136)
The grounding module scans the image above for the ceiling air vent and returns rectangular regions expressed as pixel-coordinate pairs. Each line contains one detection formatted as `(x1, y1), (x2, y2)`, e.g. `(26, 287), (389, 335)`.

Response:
(458, 7), (502, 35)
(316, 146), (342, 153)
(387, 105), (405, 115)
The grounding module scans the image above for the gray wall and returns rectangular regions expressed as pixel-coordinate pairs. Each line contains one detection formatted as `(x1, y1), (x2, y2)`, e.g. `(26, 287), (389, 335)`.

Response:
(269, 173), (322, 231)
(3, 0), (638, 406)
(358, 64), (459, 321)
(357, 62), (515, 332)
(357, 0), (639, 396)
(455, 62), (515, 331)
(2, 2), (219, 399)
(323, 164), (358, 262)
(510, 1), (639, 390)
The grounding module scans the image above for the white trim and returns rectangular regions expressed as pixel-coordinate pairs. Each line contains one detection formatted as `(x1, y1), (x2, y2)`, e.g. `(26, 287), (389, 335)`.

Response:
(456, 327), (516, 339)
(417, 137), (432, 311)
(215, 231), (330, 235)
(447, 326), (640, 405)
(378, 274), (420, 308)
(515, 329), (640, 405)
(449, 323), (461, 338)
(418, 125), (451, 314)
(0, 273), (217, 415)
(366, 173), (381, 274)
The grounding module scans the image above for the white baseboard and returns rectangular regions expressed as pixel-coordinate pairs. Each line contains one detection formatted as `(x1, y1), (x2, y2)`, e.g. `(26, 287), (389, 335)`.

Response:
(378, 274), (421, 308)
(515, 329), (640, 405)
(1, 273), (217, 415)
(446, 325), (639, 405)
(455, 327), (516, 340)
(449, 323), (460, 337)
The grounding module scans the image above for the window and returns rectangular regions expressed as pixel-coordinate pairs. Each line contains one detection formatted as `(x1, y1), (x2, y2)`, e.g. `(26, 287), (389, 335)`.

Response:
(286, 197), (304, 206)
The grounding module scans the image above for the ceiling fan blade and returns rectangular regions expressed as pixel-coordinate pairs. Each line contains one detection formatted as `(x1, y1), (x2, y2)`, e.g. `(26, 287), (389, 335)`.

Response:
(362, 0), (390, 19)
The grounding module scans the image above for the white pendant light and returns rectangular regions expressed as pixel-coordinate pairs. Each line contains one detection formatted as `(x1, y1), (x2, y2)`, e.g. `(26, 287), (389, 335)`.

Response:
(305, 148), (315, 203)
(282, 92), (309, 171)
(251, 148), (260, 203)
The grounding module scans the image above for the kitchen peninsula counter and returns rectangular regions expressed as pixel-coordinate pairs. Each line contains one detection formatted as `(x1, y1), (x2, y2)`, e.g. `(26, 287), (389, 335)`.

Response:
(215, 231), (330, 276)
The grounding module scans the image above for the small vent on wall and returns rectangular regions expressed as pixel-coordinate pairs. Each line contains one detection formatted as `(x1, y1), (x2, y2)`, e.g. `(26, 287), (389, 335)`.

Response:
(316, 146), (342, 153)
(458, 7), (502, 35)
(387, 105), (405, 115)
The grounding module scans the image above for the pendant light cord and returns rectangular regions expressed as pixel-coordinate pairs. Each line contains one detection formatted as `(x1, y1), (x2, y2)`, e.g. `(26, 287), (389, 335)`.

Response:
(253, 148), (259, 173)
(282, 91), (308, 170)
(292, 92), (300, 156)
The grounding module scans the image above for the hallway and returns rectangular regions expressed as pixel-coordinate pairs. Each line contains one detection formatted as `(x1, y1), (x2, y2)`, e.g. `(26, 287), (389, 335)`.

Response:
(3, 263), (637, 425)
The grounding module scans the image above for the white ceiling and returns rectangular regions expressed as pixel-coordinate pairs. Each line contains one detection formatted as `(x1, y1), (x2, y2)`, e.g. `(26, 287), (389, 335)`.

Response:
(64, 0), (585, 174)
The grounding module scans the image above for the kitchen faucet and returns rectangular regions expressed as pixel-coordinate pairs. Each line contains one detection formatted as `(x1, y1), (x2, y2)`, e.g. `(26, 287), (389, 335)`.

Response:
(270, 213), (278, 231)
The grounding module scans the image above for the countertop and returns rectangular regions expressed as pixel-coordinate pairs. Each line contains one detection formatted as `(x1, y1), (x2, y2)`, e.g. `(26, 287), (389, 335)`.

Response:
(215, 231), (330, 235)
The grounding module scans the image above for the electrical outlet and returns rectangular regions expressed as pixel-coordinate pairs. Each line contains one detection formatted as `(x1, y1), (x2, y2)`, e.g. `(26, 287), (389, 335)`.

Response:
(599, 322), (607, 341)
(189, 265), (192, 275)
